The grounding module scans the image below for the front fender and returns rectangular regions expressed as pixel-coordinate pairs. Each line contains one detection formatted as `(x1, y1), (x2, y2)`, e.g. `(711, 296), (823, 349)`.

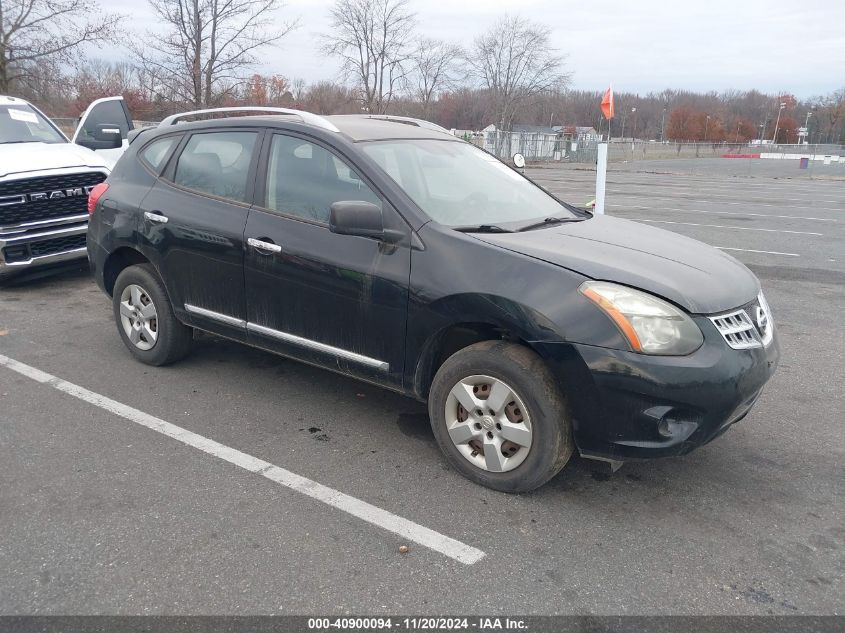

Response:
(405, 224), (635, 395)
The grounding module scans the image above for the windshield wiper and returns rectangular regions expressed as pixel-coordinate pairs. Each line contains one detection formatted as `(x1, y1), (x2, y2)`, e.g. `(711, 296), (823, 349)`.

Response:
(517, 216), (584, 232)
(453, 224), (514, 234)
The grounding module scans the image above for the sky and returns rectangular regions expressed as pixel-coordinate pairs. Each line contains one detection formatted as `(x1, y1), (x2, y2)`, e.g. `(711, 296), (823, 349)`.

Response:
(104, 0), (844, 98)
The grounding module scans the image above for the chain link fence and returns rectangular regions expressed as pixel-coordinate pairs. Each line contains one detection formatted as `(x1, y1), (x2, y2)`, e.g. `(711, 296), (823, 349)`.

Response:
(476, 131), (845, 165)
(481, 130), (563, 161)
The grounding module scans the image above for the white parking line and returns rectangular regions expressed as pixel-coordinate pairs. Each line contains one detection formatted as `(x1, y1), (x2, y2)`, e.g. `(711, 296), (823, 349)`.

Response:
(630, 219), (823, 236)
(715, 247), (800, 257)
(665, 208), (836, 222)
(542, 186), (844, 212)
(533, 178), (845, 203)
(584, 193), (843, 211)
(553, 182), (845, 203)
(0, 353), (486, 566)
(628, 197), (842, 212)
(611, 205), (837, 222)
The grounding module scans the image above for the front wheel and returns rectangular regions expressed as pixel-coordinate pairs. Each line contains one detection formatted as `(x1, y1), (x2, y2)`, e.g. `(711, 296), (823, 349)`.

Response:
(112, 264), (192, 366)
(428, 341), (574, 493)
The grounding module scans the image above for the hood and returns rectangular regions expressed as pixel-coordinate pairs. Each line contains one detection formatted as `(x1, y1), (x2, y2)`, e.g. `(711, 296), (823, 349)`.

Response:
(474, 215), (760, 314)
(0, 141), (111, 178)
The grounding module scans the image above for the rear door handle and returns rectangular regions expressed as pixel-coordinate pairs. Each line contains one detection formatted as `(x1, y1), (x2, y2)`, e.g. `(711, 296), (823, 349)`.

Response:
(144, 211), (168, 224)
(247, 237), (282, 254)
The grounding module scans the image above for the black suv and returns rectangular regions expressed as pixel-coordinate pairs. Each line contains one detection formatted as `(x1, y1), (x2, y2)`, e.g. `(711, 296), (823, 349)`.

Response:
(87, 108), (779, 492)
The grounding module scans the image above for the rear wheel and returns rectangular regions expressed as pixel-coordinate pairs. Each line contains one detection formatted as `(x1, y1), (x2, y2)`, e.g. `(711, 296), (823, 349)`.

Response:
(428, 341), (574, 492)
(112, 264), (192, 366)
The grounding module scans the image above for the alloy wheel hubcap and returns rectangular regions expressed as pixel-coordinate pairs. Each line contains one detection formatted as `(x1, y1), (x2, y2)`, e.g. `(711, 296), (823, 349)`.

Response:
(119, 284), (158, 351)
(444, 375), (533, 473)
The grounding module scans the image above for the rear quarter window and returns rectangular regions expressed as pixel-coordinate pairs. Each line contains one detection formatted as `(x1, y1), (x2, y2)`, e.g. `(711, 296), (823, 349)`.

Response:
(139, 136), (180, 172)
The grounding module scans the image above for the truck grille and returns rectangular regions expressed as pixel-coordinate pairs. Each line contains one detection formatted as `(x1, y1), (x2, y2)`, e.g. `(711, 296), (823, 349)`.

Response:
(30, 233), (87, 258)
(0, 172), (107, 227)
(2, 233), (87, 263)
(709, 293), (774, 350)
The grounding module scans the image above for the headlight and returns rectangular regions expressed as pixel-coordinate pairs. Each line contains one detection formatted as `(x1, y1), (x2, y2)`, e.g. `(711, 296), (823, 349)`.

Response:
(579, 281), (704, 355)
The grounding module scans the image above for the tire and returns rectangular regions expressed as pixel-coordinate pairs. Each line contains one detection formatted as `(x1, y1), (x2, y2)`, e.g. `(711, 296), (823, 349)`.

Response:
(428, 340), (574, 493)
(112, 263), (192, 366)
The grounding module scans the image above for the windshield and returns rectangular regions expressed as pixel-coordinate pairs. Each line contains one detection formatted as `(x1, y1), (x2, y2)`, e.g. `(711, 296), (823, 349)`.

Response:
(0, 104), (66, 144)
(361, 139), (577, 227)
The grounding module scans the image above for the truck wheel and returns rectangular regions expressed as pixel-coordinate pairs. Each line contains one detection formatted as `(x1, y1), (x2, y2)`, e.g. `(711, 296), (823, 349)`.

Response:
(112, 264), (192, 366)
(428, 341), (574, 493)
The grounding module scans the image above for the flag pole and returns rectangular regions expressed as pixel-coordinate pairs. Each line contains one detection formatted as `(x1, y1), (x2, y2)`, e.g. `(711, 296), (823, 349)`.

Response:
(596, 84), (613, 215)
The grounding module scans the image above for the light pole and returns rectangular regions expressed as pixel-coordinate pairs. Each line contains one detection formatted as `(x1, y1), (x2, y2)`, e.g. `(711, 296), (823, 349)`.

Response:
(630, 107), (637, 160)
(800, 111), (812, 144)
(660, 107), (667, 142)
(771, 102), (786, 145)
(705, 115), (711, 142)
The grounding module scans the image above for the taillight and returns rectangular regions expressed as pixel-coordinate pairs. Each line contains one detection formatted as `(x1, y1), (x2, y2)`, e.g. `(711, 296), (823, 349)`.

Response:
(87, 182), (109, 214)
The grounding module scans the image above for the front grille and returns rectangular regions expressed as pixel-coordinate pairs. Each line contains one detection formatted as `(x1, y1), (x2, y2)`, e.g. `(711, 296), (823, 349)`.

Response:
(709, 293), (774, 350)
(710, 309), (760, 349)
(0, 171), (106, 226)
(2, 233), (87, 263)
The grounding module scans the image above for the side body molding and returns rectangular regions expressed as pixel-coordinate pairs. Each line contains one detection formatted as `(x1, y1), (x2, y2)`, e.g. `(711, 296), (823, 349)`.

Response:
(184, 303), (389, 372)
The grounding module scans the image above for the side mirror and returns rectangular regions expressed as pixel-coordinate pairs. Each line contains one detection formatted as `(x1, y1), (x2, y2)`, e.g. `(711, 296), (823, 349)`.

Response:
(330, 201), (385, 239)
(76, 123), (123, 150)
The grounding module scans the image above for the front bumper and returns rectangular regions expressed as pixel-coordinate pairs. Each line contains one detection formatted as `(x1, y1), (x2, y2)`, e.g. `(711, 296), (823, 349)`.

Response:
(0, 216), (88, 281)
(535, 317), (780, 461)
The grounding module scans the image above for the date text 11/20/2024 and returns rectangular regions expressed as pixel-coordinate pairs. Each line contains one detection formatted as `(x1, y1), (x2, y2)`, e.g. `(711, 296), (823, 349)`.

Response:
(307, 617), (528, 630)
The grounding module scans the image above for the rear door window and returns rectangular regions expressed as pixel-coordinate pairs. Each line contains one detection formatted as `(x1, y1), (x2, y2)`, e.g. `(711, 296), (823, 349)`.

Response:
(172, 131), (258, 203)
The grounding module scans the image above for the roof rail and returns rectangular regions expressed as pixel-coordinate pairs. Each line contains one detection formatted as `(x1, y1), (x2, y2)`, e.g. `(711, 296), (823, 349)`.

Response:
(158, 107), (340, 133)
(360, 115), (451, 135)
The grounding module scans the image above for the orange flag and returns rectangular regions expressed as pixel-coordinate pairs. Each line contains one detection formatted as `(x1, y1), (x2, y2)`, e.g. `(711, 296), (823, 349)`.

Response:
(601, 86), (615, 120)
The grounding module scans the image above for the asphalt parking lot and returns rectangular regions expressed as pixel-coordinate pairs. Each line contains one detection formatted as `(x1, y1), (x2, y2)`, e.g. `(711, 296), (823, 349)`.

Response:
(1, 158), (843, 615)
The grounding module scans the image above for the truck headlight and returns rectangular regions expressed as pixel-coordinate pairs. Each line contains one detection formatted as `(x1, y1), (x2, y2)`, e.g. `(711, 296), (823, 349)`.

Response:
(579, 281), (704, 355)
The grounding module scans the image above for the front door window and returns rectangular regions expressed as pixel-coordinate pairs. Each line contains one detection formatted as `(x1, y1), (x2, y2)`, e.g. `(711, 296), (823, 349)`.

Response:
(265, 134), (381, 223)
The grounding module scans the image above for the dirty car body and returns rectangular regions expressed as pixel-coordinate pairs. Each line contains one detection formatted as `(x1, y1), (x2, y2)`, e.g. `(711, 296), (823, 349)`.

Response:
(87, 110), (779, 490)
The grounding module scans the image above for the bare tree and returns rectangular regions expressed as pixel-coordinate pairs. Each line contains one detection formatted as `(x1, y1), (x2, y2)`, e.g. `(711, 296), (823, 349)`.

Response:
(304, 80), (359, 114)
(0, 0), (121, 93)
(290, 77), (307, 103)
(409, 38), (461, 119)
(134, 0), (297, 108)
(10, 58), (72, 113)
(469, 14), (569, 130)
(322, 0), (416, 114)
(812, 88), (845, 143)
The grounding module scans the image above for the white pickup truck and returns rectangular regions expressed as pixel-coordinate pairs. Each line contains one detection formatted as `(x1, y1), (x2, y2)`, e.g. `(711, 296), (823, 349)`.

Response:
(0, 95), (132, 282)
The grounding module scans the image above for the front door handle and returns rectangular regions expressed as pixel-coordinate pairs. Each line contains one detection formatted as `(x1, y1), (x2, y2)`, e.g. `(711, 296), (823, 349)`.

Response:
(247, 237), (282, 254)
(144, 211), (168, 224)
